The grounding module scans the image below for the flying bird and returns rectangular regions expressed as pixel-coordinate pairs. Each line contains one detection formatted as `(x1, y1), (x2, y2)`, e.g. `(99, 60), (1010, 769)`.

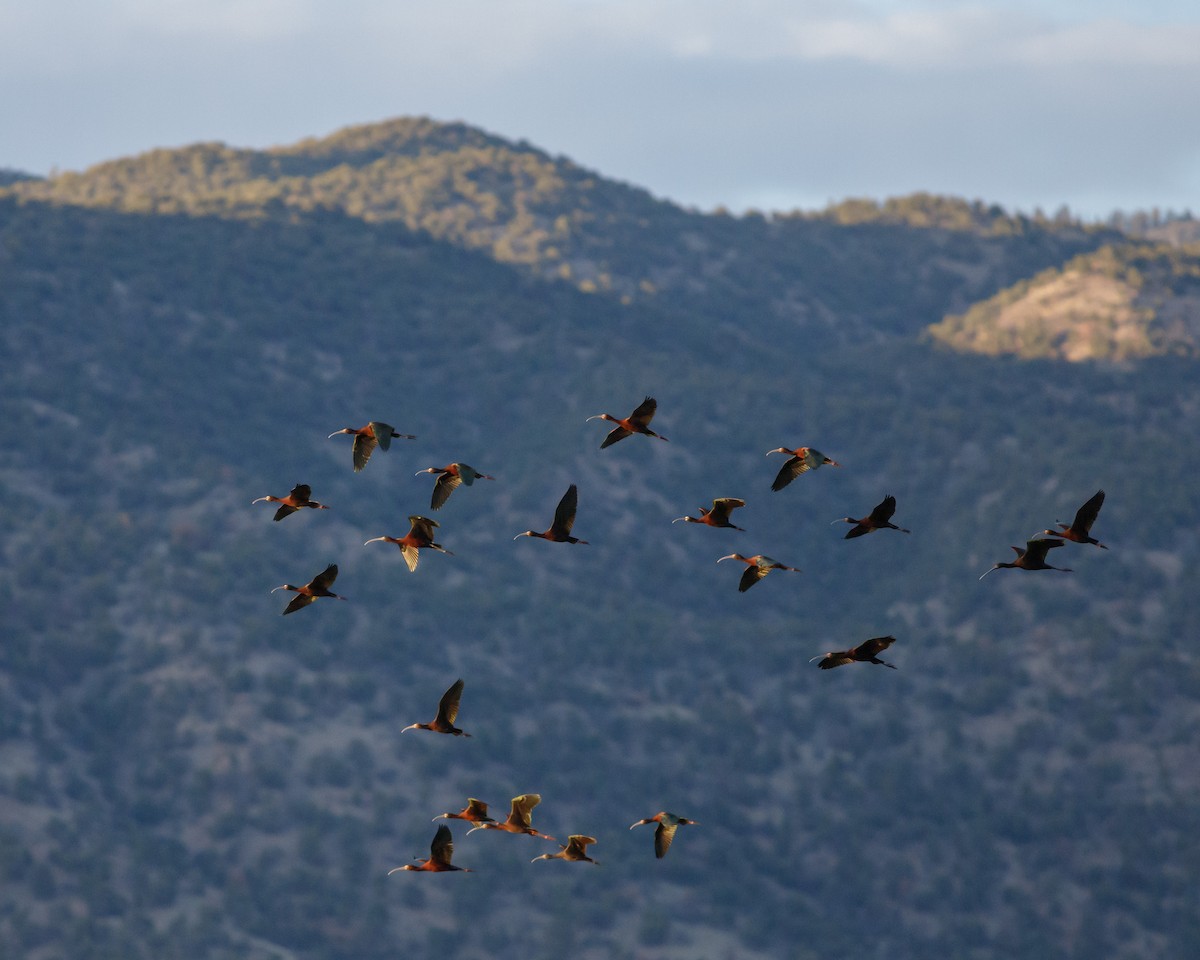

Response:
(327, 421), (415, 471)
(401, 679), (471, 737)
(433, 798), (495, 825)
(416, 463), (495, 510)
(979, 538), (1072, 580)
(252, 483), (329, 521)
(834, 495), (910, 538)
(629, 812), (697, 859)
(387, 824), (472, 874)
(811, 635), (899, 670)
(587, 396), (668, 448)
(467, 794), (556, 841)
(672, 498), (746, 530)
(1037, 489), (1108, 549)
(716, 554), (801, 592)
(272, 563), (346, 615)
(531, 835), (598, 865)
(514, 484), (588, 543)
(765, 446), (841, 491)
(364, 516), (452, 571)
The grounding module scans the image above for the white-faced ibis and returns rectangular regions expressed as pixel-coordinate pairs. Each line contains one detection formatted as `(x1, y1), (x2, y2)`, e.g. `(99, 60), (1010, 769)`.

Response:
(416, 463), (495, 510)
(587, 396), (668, 448)
(531, 835), (598, 864)
(810, 635), (898, 670)
(629, 812), (697, 859)
(364, 516), (453, 571)
(766, 447), (841, 491)
(387, 824), (472, 874)
(252, 483), (329, 521)
(514, 485), (588, 544)
(433, 798), (495, 825)
(328, 421), (416, 472)
(834, 495), (910, 539)
(716, 553), (801, 592)
(1037, 489), (1108, 549)
(467, 794), (556, 841)
(401, 679), (471, 737)
(672, 498), (746, 531)
(272, 563), (347, 615)
(979, 538), (1071, 580)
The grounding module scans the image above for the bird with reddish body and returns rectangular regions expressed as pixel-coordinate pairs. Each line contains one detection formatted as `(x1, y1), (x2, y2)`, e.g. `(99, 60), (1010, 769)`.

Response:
(467, 794), (556, 841)
(811, 635), (899, 670)
(673, 497), (746, 531)
(364, 516), (452, 571)
(272, 563), (347, 615)
(834, 495), (910, 538)
(401, 679), (471, 737)
(765, 446), (841, 491)
(629, 812), (698, 859)
(531, 835), (599, 865)
(433, 798), (495, 825)
(979, 538), (1072, 580)
(1036, 489), (1108, 549)
(586, 396), (668, 448)
(716, 553), (801, 592)
(388, 824), (472, 874)
(514, 484), (588, 544)
(252, 483), (329, 521)
(327, 421), (415, 471)
(416, 463), (495, 510)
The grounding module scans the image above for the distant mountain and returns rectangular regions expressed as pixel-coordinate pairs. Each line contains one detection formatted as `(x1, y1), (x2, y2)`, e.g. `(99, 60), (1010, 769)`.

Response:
(1, 118), (1197, 960)
(929, 243), (1200, 360)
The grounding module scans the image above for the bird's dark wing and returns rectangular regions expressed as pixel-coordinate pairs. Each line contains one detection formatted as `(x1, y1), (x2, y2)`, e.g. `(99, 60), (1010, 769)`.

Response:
(437, 679), (465, 726)
(654, 823), (677, 859)
(738, 566), (764, 592)
(283, 593), (313, 615)
(370, 422), (395, 452)
(566, 836), (597, 858)
(1071, 489), (1105, 535)
(430, 824), (454, 866)
(352, 433), (378, 471)
(408, 516), (440, 544)
(868, 495), (897, 524)
(290, 484), (312, 501)
(844, 523), (871, 539)
(465, 798), (492, 821)
(629, 396), (657, 427)
(431, 473), (462, 510)
(854, 636), (896, 660)
(600, 425), (632, 448)
(273, 504), (298, 522)
(710, 498), (746, 523)
(817, 651), (853, 669)
(1025, 539), (1062, 563)
(771, 456), (808, 491)
(552, 485), (579, 535)
(310, 564), (339, 591)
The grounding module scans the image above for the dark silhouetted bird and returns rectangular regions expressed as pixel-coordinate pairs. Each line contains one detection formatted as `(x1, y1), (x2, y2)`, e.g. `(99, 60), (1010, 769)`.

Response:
(364, 516), (452, 571)
(416, 463), (495, 510)
(587, 396), (668, 448)
(765, 446), (841, 491)
(514, 485), (588, 543)
(716, 554), (801, 592)
(629, 812), (698, 858)
(811, 635), (899, 670)
(387, 824), (471, 873)
(834, 495), (910, 538)
(401, 679), (471, 737)
(1037, 489), (1108, 549)
(328, 421), (415, 471)
(272, 563), (346, 615)
(673, 497), (746, 530)
(252, 483), (329, 521)
(433, 798), (495, 825)
(979, 538), (1072, 580)
(531, 835), (598, 864)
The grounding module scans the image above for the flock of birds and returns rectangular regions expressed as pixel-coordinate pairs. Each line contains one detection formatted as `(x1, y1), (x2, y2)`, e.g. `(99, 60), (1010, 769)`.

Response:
(252, 395), (1109, 874)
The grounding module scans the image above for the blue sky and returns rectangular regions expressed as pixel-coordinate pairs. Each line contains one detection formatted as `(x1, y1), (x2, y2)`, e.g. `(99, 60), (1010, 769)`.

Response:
(2, 0), (1198, 218)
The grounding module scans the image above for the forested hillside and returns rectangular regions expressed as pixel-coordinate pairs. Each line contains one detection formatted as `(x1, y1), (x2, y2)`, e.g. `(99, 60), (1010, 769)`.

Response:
(1, 119), (1197, 960)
